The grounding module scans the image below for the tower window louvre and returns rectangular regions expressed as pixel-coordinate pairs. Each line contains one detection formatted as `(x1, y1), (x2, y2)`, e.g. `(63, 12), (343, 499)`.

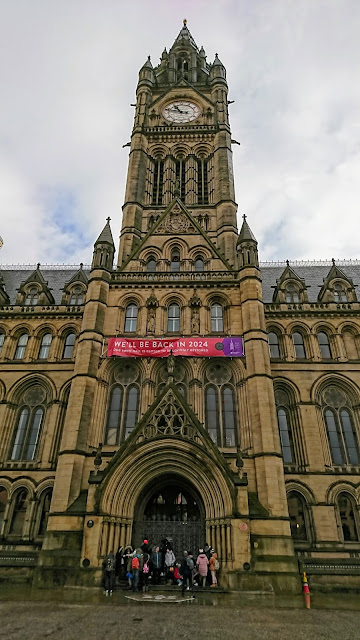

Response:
(151, 160), (164, 205)
(175, 159), (186, 201)
(197, 158), (209, 205)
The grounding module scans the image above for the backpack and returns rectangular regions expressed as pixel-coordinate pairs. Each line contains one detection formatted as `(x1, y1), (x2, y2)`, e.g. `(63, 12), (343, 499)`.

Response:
(215, 559), (220, 571)
(186, 557), (194, 571)
(132, 556), (140, 570)
(106, 556), (115, 572)
(143, 561), (149, 574)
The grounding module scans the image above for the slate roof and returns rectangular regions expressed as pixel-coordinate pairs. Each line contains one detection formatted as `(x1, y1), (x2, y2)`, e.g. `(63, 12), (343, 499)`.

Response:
(0, 269), (91, 305)
(260, 264), (360, 303)
(0, 263), (359, 306)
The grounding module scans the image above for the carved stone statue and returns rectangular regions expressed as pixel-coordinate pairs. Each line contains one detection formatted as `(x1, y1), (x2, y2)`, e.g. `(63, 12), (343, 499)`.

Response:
(146, 307), (156, 333)
(191, 308), (200, 334)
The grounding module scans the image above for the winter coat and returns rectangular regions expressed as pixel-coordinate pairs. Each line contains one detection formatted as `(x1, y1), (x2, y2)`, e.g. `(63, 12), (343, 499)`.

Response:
(152, 551), (162, 569)
(165, 549), (175, 567)
(180, 557), (192, 577)
(197, 553), (209, 576)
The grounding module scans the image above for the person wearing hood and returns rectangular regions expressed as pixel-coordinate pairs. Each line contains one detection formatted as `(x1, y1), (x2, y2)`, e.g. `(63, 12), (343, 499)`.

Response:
(103, 550), (116, 596)
(196, 549), (209, 587)
(164, 546), (176, 583)
(209, 551), (218, 587)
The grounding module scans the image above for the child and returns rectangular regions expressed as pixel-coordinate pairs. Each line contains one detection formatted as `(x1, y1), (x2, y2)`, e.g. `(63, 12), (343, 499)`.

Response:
(174, 564), (182, 586)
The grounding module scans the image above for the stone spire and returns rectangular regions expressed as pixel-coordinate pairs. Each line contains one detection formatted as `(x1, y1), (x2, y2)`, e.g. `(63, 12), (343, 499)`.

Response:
(92, 218), (115, 270)
(237, 215), (259, 268)
(171, 19), (198, 50)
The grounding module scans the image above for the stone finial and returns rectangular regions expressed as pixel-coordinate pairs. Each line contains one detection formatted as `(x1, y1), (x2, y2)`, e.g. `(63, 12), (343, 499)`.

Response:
(332, 258), (336, 265)
(183, 18), (187, 26)
(286, 259), (289, 267)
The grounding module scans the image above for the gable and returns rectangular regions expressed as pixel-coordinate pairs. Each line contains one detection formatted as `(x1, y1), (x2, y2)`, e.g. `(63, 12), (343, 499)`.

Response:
(120, 197), (233, 271)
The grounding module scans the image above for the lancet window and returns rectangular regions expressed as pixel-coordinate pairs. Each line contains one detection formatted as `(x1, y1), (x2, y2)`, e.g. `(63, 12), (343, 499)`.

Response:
(204, 363), (237, 447)
(287, 492), (309, 541)
(10, 386), (47, 461)
(124, 304), (138, 333)
(105, 362), (140, 445)
(322, 386), (359, 466)
(337, 493), (358, 541)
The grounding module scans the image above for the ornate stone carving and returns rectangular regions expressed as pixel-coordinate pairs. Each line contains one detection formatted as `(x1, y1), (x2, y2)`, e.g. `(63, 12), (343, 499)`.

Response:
(135, 389), (201, 445)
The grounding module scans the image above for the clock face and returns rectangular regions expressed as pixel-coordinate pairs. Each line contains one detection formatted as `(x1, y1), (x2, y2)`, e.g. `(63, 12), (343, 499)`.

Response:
(162, 100), (201, 123)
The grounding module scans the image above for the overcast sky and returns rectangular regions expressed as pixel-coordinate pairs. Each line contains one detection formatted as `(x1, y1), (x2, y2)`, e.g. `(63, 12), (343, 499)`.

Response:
(0, 0), (359, 266)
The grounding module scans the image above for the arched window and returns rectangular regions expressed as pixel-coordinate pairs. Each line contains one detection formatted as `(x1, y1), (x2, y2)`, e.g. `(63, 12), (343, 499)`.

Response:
(292, 331), (306, 359)
(38, 490), (52, 536)
(206, 386), (220, 445)
(104, 383), (139, 445)
(318, 331), (332, 359)
(146, 257), (157, 273)
(70, 286), (84, 305)
(167, 303), (180, 332)
(0, 487), (7, 535)
(24, 287), (38, 305)
(62, 332), (76, 359)
(334, 283), (348, 303)
(222, 386), (236, 447)
(268, 331), (280, 358)
(211, 303), (224, 333)
(14, 333), (28, 360)
(38, 333), (52, 359)
(9, 489), (28, 536)
(277, 408), (294, 463)
(337, 493), (358, 541)
(11, 406), (44, 461)
(205, 363), (238, 448)
(285, 284), (300, 303)
(322, 386), (360, 466)
(194, 257), (204, 272)
(0, 332), (5, 356)
(105, 386), (123, 445)
(124, 385), (139, 439)
(124, 304), (138, 333)
(171, 248), (180, 272)
(287, 492), (309, 541)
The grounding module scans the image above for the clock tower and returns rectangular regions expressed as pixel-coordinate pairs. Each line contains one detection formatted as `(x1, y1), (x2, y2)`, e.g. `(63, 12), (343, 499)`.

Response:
(118, 19), (238, 269)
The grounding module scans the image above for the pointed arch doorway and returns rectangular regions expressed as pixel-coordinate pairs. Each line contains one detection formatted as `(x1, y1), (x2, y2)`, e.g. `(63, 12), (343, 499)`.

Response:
(132, 474), (205, 557)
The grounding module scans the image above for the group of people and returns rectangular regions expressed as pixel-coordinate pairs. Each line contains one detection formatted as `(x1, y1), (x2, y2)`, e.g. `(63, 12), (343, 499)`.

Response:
(102, 539), (219, 596)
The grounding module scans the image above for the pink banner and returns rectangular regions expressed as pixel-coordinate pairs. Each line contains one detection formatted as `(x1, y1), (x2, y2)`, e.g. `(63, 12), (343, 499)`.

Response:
(107, 337), (243, 358)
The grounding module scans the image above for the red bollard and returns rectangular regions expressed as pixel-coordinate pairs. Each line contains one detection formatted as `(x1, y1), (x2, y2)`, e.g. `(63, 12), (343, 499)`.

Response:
(302, 571), (311, 609)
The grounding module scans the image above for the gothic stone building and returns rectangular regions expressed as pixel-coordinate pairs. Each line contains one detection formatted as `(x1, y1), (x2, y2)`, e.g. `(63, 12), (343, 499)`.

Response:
(1, 22), (360, 591)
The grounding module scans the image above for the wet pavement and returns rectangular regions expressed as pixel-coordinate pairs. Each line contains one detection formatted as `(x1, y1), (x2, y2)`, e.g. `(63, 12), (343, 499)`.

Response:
(0, 585), (360, 639)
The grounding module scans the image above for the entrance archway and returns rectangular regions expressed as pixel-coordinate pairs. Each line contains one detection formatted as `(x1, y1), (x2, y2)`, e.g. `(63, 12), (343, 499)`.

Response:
(133, 474), (205, 557)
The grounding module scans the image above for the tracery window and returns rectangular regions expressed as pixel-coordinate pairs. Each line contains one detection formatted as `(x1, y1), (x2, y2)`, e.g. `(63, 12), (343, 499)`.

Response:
(124, 304), (138, 333)
(10, 386), (47, 461)
(342, 329), (359, 360)
(24, 287), (38, 305)
(333, 283), (348, 303)
(9, 489), (28, 536)
(287, 492), (309, 541)
(210, 303), (224, 333)
(167, 303), (180, 333)
(268, 331), (281, 359)
(322, 386), (359, 466)
(318, 331), (332, 359)
(205, 363), (237, 447)
(38, 333), (52, 359)
(292, 331), (306, 359)
(337, 493), (358, 541)
(285, 284), (300, 303)
(104, 362), (140, 445)
(70, 286), (84, 305)
(14, 333), (29, 360)
(62, 332), (76, 359)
